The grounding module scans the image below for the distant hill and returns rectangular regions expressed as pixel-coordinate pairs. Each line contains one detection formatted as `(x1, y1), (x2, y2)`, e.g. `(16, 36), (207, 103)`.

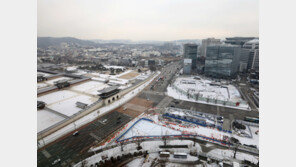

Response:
(37, 37), (97, 48)
(173, 39), (201, 45)
(90, 39), (133, 44)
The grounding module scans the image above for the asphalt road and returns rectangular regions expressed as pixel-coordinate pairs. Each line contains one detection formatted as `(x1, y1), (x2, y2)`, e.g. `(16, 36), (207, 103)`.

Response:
(37, 111), (131, 167)
(150, 61), (182, 93)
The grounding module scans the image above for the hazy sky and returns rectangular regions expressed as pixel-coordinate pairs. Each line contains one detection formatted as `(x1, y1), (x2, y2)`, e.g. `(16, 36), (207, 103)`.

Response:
(38, 0), (258, 41)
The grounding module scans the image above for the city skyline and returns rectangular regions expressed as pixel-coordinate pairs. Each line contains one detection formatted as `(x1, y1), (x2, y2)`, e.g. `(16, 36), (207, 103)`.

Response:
(38, 0), (259, 41)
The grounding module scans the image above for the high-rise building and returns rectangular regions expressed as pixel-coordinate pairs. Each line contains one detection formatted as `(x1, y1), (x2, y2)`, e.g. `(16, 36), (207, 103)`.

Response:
(239, 49), (251, 72)
(225, 37), (257, 47)
(183, 43), (198, 69)
(200, 38), (222, 58)
(243, 39), (259, 72)
(204, 45), (241, 78)
(183, 59), (192, 75)
(248, 49), (259, 72)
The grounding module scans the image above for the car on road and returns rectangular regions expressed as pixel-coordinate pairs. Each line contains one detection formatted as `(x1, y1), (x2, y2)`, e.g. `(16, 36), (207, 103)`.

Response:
(52, 158), (61, 165)
(72, 131), (79, 136)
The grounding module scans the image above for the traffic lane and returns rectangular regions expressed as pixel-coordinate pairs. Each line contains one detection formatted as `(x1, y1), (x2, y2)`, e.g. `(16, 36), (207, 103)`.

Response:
(37, 111), (131, 167)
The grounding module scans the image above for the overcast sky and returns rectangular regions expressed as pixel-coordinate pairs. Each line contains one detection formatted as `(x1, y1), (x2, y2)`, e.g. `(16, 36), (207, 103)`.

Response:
(38, 0), (258, 41)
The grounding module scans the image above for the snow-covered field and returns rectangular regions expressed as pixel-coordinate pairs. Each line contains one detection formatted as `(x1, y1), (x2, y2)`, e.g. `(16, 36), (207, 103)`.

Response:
(48, 95), (96, 116)
(116, 70), (133, 77)
(120, 119), (181, 140)
(118, 110), (258, 148)
(167, 76), (249, 110)
(37, 109), (65, 133)
(37, 83), (50, 89)
(136, 71), (152, 80)
(45, 77), (73, 85)
(38, 90), (77, 104)
(104, 65), (125, 70)
(70, 81), (110, 95)
(37, 72), (52, 77)
(73, 70), (88, 75)
(37, 90), (97, 116)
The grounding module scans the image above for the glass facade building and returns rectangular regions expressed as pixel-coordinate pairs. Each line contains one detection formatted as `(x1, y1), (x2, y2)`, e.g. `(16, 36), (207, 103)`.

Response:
(205, 45), (240, 78)
(183, 43), (198, 69)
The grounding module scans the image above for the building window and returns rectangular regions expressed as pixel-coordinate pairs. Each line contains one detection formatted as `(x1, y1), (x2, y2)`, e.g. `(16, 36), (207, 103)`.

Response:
(117, 95), (119, 99)
(112, 97), (115, 101)
(108, 100), (110, 104)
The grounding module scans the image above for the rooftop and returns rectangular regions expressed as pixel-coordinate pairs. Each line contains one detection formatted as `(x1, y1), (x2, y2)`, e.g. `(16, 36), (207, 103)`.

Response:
(98, 86), (120, 94)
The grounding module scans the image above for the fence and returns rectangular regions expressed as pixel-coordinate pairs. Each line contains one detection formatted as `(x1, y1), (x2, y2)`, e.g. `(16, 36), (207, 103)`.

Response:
(236, 120), (259, 127)
(162, 113), (232, 134)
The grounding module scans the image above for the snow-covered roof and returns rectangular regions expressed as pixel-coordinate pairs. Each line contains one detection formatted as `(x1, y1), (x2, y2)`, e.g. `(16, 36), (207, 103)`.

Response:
(98, 86), (120, 94)
(246, 39), (259, 44)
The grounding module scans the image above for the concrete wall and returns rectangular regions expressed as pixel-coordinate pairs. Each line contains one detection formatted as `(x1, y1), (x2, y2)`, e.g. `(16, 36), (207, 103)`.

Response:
(37, 100), (103, 140)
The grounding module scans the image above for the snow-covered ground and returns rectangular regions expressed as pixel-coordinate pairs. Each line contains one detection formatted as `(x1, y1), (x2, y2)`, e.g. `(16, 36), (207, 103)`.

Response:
(38, 90), (77, 104)
(116, 70), (133, 77)
(135, 71), (152, 80)
(104, 65), (125, 70)
(37, 109), (65, 133)
(73, 70), (88, 75)
(37, 90), (97, 116)
(76, 138), (257, 167)
(38, 71), (160, 148)
(120, 119), (182, 140)
(167, 76), (250, 110)
(117, 111), (258, 148)
(37, 72), (52, 77)
(70, 81), (110, 95)
(109, 78), (129, 85)
(37, 83), (50, 89)
(208, 148), (259, 164)
(75, 140), (200, 167)
(48, 95), (96, 116)
(126, 157), (145, 167)
(45, 77), (73, 85)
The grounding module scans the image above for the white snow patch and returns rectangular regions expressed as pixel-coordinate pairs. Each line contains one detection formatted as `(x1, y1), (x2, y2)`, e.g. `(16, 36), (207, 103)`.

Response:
(37, 109), (65, 133)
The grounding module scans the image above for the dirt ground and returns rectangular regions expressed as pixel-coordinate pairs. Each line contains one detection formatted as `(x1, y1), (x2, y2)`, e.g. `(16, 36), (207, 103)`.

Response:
(116, 97), (153, 118)
(119, 71), (139, 79)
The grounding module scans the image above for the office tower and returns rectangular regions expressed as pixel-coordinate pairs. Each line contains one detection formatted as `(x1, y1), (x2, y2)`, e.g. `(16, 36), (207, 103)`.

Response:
(205, 45), (241, 78)
(183, 59), (192, 75)
(200, 38), (222, 58)
(183, 43), (198, 69)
